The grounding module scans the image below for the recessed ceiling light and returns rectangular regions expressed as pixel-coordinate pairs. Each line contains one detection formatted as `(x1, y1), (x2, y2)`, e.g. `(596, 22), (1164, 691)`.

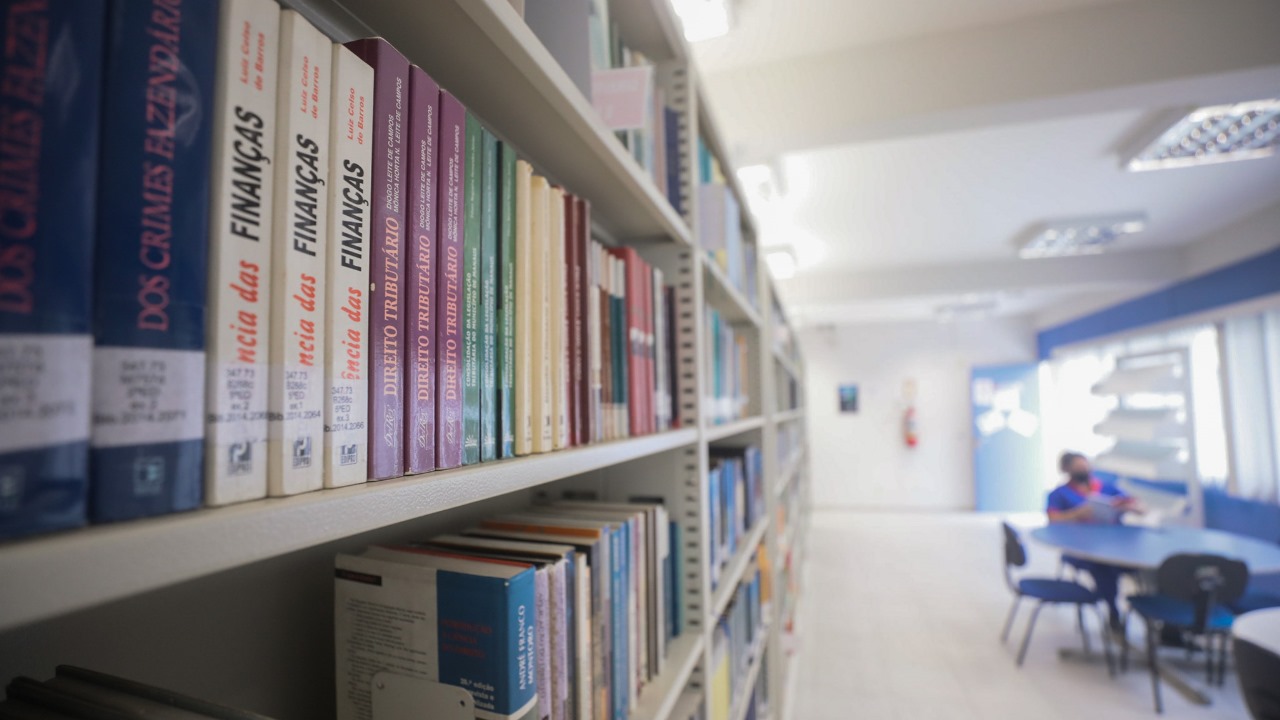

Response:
(765, 247), (796, 280)
(936, 295), (999, 323)
(1126, 99), (1280, 171)
(1019, 213), (1147, 259)
(671, 0), (731, 42)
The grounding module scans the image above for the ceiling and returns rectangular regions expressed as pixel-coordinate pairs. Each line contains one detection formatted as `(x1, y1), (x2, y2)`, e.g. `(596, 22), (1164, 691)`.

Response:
(692, 0), (1280, 326)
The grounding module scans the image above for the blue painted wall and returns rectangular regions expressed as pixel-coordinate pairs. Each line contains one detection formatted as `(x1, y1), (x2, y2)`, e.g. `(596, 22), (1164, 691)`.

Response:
(1037, 245), (1280, 359)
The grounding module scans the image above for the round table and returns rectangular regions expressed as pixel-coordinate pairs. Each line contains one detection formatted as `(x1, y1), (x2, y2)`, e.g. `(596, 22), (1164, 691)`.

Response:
(1234, 607), (1280, 655)
(1030, 524), (1280, 573)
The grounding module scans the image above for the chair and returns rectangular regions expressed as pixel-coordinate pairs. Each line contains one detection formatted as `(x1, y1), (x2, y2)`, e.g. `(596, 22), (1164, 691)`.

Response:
(1001, 522), (1115, 672)
(1124, 554), (1249, 714)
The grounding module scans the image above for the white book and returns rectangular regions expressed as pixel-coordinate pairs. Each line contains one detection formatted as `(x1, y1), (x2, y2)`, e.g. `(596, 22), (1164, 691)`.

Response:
(323, 44), (373, 489)
(203, 0), (280, 506)
(531, 176), (553, 453)
(549, 187), (569, 450)
(268, 11), (331, 497)
(513, 161), (535, 456)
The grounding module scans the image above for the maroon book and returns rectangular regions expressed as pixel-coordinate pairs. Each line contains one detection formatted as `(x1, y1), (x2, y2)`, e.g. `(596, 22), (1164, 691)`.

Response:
(563, 192), (579, 446)
(347, 38), (408, 480)
(434, 90), (466, 469)
(406, 66), (440, 474)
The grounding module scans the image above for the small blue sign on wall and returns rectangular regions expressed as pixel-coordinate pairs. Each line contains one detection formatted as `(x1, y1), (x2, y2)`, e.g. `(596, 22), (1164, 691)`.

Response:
(972, 363), (1045, 512)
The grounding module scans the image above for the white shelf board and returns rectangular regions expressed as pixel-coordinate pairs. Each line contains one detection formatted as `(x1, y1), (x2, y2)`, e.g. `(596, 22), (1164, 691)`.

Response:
(705, 416), (766, 443)
(728, 627), (770, 720)
(711, 519), (770, 620)
(773, 349), (799, 380)
(1092, 363), (1185, 396)
(631, 631), (705, 720)
(669, 690), (704, 720)
(326, 0), (690, 244)
(0, 428), (697, 632)
(772, 408), (804, 424)
(702, 257), (763, 328)
(1094, 409), (1186, 443)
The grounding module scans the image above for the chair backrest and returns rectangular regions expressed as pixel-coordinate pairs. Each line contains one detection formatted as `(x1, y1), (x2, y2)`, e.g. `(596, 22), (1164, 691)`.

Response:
(1001, 522), (1026, 592)
(1156, 553), (1249, 630)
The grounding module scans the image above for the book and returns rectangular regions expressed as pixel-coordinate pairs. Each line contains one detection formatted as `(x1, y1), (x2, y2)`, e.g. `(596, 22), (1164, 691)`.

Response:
(434, 91), (465, 469)
(587, 240), (602, 443)
(573, 199), (591, 447)
(530, 175), (553, 453)
(462, 112), (482, 465)
(203, 0), (280, 506)
(91, 0), (218, 522)
(0, 0), (104, 539)
(345, 38), (408, 481)
(323, 44), (373, 489)
(549, 187), (568, 451)
(480, 129), (499, 462)
(335, 548), (538, 720)
(405, 66), (439, 475)
(267, 11), (330, 497)
(497, 144), (518, 459)
(512, 160), (534, 456)
(562, 194), (580, 448)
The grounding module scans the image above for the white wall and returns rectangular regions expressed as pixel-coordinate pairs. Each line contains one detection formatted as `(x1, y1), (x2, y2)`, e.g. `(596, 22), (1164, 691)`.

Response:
(800, 316), (1036, 510)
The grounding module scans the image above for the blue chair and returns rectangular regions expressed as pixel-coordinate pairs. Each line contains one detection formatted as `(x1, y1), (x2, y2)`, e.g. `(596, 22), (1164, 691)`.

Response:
(1123, 553), (1248, 714)
(1001, 522), (1115, 672)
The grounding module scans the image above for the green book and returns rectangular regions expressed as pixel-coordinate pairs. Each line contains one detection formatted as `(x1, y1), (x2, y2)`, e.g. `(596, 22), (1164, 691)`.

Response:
(480, 129), (499, 462)
(462, 112), (482, 464)
(498, 142), (517, 458)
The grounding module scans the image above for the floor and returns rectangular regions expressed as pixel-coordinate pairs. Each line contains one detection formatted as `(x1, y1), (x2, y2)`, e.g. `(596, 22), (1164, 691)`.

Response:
(787, 511), (1251, 720)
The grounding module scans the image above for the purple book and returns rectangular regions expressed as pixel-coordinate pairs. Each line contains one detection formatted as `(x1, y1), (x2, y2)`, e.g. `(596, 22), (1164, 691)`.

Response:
(435, 91), (466, 469)
(346, 38), (408, 480)
(406, 67), (440, 474)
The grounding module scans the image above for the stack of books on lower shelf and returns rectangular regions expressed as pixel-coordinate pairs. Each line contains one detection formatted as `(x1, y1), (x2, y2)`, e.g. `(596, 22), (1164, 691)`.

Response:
(1, 666), (275, 719)
(335, 497), (685, 720)
(709, 550), (769, 720)
(708, 445), (765, 589)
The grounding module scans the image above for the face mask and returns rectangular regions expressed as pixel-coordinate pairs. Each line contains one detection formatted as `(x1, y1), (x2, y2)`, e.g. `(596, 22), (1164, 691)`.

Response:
(1069, 471), (1090, 485)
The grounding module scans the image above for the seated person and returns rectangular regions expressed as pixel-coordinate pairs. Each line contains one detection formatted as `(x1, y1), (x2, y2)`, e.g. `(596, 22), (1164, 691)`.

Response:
(1047, 451), (1141, 629)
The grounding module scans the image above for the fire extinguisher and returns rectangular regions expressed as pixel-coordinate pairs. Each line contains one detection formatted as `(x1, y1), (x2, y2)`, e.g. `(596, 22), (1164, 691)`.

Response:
(903, 406), (919, 448)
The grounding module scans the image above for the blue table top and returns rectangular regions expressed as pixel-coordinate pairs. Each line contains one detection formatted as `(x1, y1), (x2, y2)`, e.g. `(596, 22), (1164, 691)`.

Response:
(1030, 524), (1280, 573)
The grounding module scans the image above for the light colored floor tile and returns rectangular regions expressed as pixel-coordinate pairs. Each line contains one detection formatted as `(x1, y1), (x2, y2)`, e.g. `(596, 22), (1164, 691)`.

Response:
(784, 510), (1251, 719)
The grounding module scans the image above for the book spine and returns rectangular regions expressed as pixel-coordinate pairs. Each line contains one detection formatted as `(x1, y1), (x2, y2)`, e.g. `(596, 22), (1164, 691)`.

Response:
(0, 0), (104, 539)
(588, 241), (601, 444)
(533, 567), (552, 720)
(323, 45), (373, 489)
(513, 161), (534, 456)
(91, 0), (218, 522)
(461, 112), (482, 465)
(267, 11), (330, 497)
(479, 129), (499, 462)
(497, 144), (517, 458)
(405, 66), (439, 474)
(550, 187), (568, 451)
(204, 0), (279, 506)
(531, 176), (552, 453)
(344, 38), (408, 480)
(434, 91), (465, 469)
(575, 199), (591, 446)
(564, 194), (580, 447)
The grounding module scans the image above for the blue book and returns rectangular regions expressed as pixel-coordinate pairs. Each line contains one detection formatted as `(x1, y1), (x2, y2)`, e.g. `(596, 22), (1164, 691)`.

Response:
(708, 465), (720, 584)
(0, 0), (106, 540)
(611, 522), (629, 720)
(90, 0), (218, 522)
(663, 107), (682, 216)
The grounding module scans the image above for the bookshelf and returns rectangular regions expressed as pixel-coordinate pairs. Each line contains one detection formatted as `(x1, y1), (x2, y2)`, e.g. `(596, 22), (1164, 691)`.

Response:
(0, 1), (808, 720)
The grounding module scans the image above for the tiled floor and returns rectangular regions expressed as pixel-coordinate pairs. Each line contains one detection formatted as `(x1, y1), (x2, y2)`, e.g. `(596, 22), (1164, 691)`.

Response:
(788, 511), (1251, 719)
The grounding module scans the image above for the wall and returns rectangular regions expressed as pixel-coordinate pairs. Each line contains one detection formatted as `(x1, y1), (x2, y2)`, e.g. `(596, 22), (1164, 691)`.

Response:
(799, 316), (1036, 510)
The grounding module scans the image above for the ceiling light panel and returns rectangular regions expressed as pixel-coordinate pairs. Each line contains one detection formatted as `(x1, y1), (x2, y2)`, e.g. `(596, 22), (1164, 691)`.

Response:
(1019, 213), (1147, 259)
(1127, 99), (1280, 171)
(671, 0), (731, 42)
(765, 248), (796, 280)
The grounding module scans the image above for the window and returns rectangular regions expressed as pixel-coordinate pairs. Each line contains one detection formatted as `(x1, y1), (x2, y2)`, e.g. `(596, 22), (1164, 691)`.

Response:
(1222, 310), (1280, 502)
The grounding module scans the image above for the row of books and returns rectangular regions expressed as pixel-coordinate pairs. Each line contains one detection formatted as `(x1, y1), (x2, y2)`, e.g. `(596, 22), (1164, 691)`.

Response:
(696, 142), (757, 311)
(708, 446), (765, 590)
(1, 666), (273, 719)
(0, 0), (679, 540)
(709, 550), (769, 720)
(335, 498), (686, 720)
(704, 309), (751, 426)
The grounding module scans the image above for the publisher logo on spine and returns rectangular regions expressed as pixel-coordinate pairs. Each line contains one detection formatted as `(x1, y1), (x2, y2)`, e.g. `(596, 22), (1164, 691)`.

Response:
(292, 436), (313, 469)
(228, 442), (254, 476)
(0, 467), (23, 513)
(339, 443), (358, 466)
(132, 457), (166, 496)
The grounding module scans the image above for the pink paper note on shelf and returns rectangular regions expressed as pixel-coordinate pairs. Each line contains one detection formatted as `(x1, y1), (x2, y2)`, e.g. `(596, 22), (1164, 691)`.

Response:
(592, 65), (653, 131)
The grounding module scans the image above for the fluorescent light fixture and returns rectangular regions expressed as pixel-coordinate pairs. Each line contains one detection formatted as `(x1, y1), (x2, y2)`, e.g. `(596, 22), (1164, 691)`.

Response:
(765, 247), (796, 280)
(936, 295), (999, 322)
(1019, 213), (1147, 259)
(671, 0), (731, 42)
(1126, 99), (1280, 171)
(736, 163), (784, 210)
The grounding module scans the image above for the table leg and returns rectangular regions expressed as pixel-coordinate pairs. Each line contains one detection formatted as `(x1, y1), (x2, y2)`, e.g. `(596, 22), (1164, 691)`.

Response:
(1056, 636), (1213, 707)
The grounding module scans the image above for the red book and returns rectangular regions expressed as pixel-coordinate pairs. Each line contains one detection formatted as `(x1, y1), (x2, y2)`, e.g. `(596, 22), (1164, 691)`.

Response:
(406, 66), (440, 474)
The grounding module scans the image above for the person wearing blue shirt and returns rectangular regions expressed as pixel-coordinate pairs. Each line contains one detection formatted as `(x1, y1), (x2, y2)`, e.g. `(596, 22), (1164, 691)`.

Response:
(1047, 451), (1141, 629)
